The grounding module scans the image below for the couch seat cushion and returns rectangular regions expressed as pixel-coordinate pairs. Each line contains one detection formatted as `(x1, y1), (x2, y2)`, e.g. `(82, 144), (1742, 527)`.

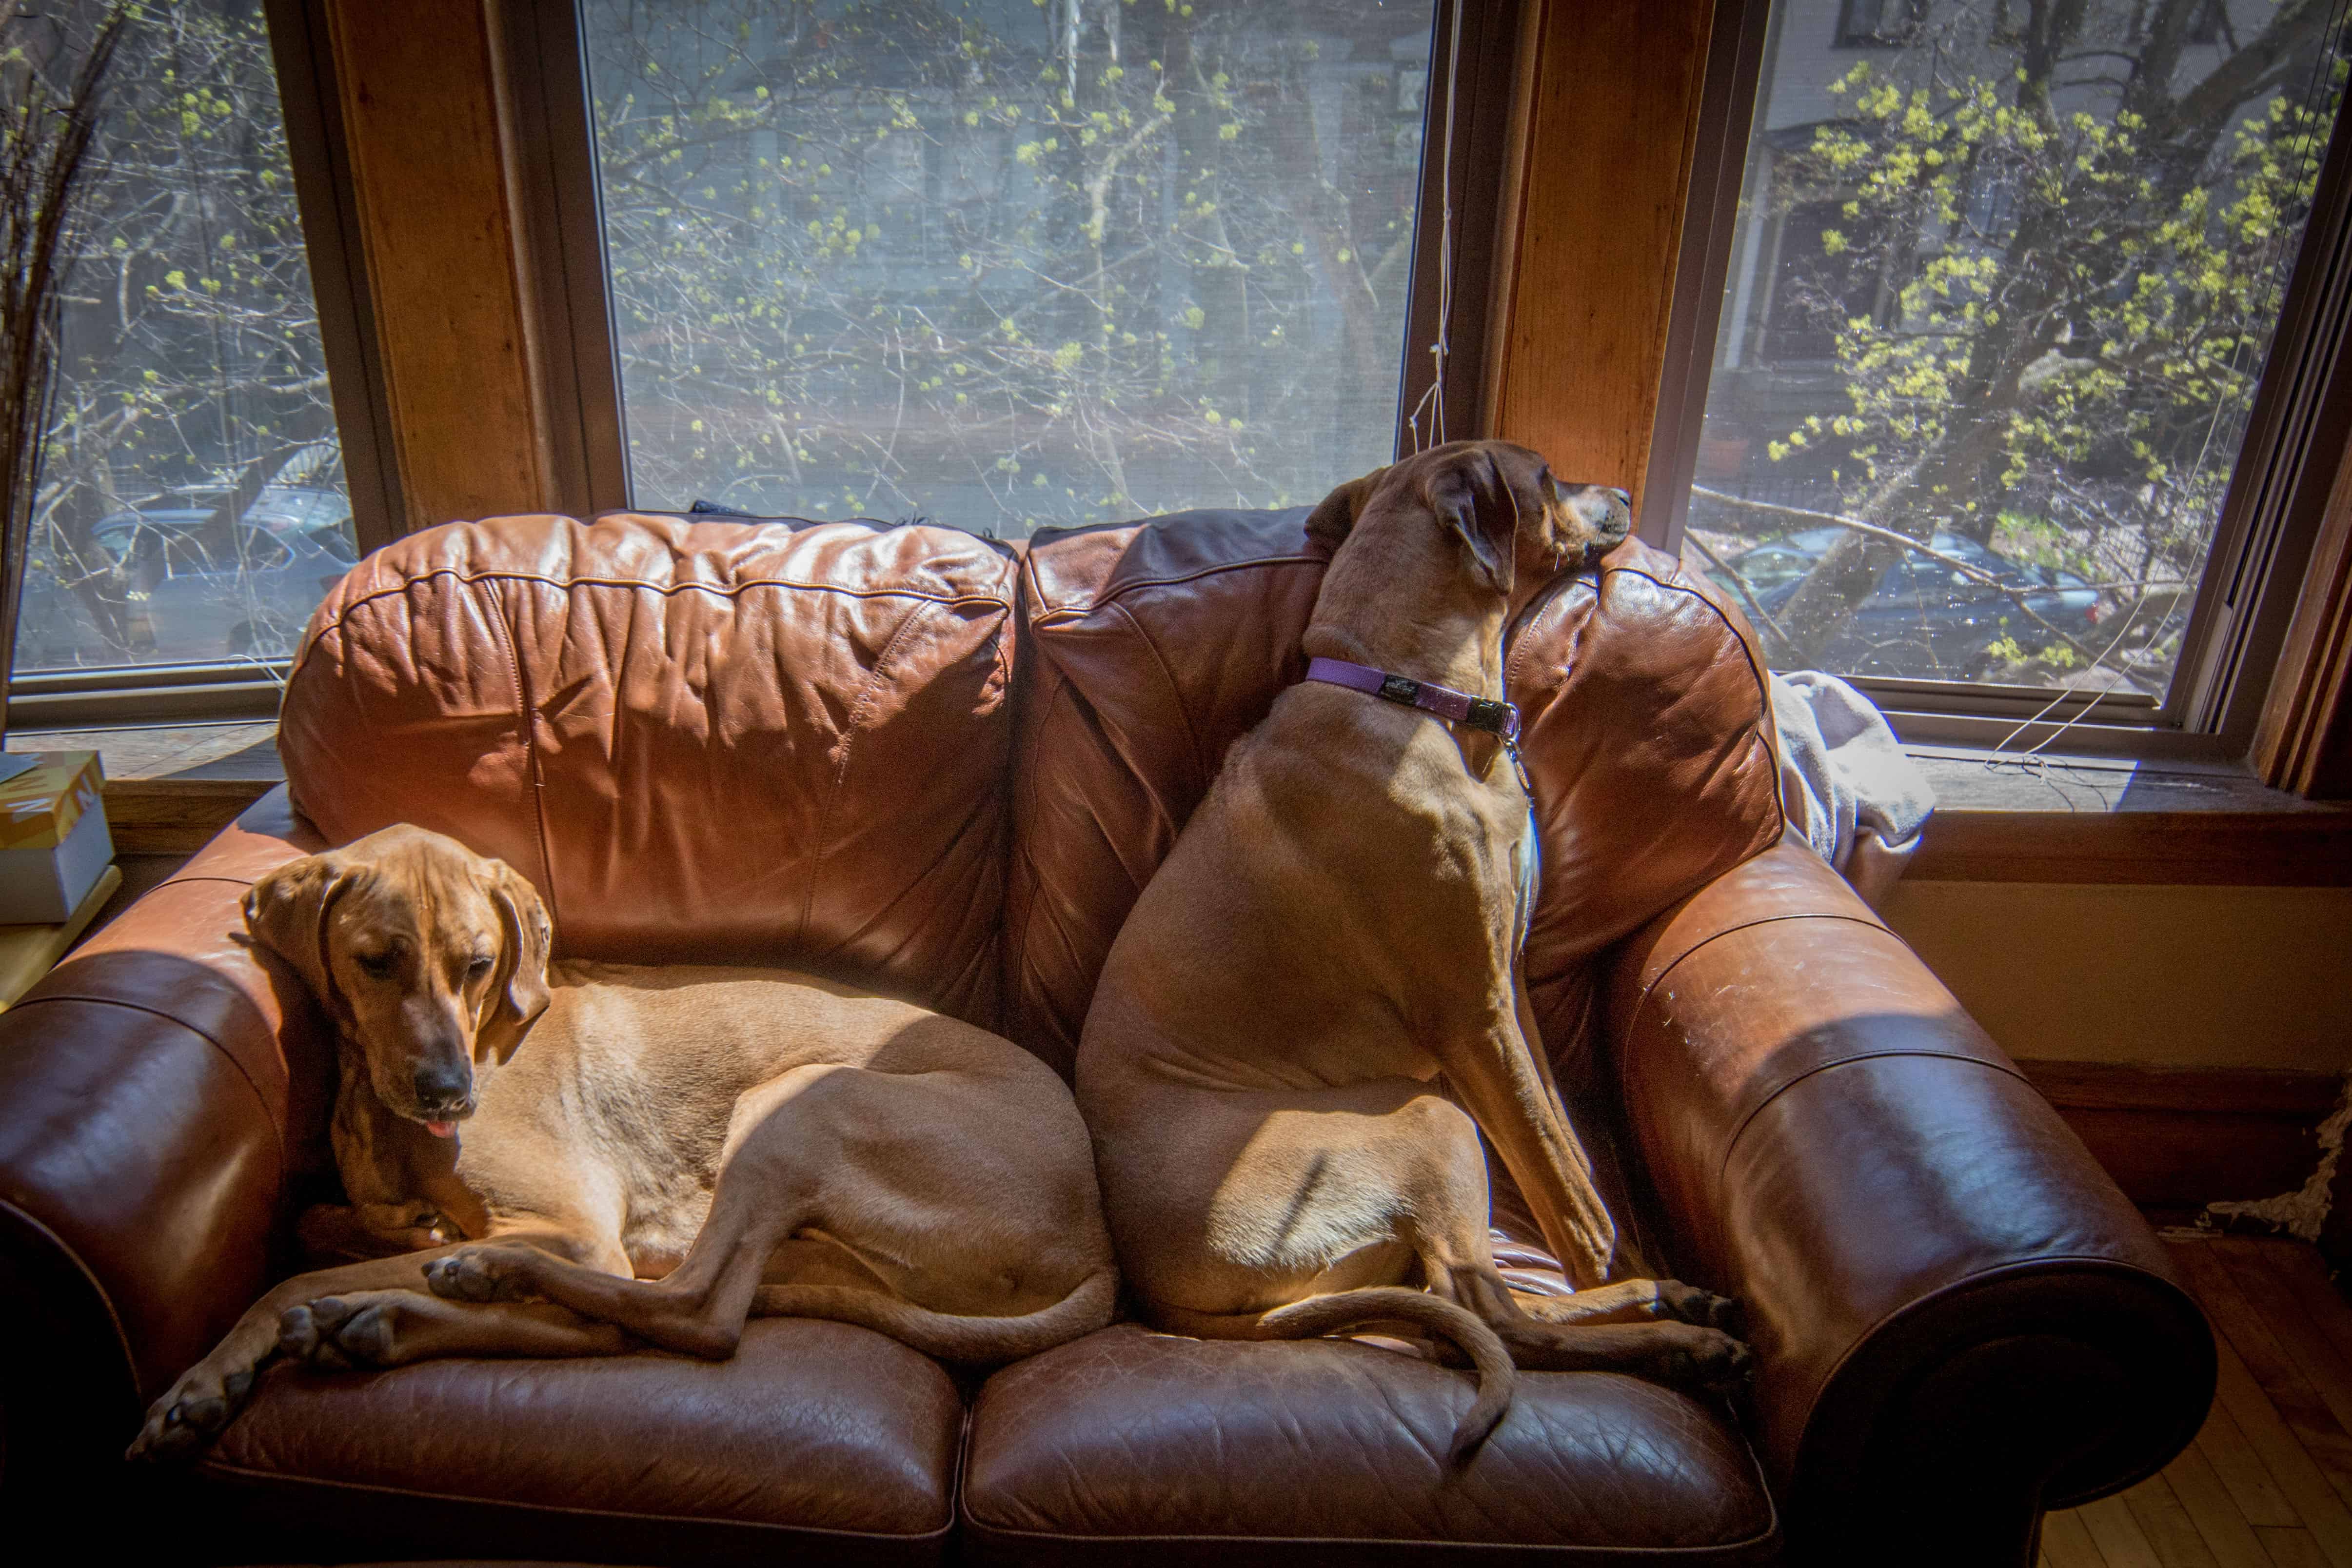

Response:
(962, 1324), (1777, 1565)
(195, 1318), (959, 1568)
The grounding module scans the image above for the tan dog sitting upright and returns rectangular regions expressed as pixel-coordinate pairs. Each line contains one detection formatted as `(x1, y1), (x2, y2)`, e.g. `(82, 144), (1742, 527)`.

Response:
(131, 824), (1116, 1460)
(1075, 439), (1749, 1461)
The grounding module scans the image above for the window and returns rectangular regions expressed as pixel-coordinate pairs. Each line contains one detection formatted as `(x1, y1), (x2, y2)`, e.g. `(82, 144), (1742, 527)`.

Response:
(1835, 0), (1926, 49)
(1754, 191), (1884, 363)
(1683, 0), (2352, 731)
(577, 0), (1446, 533)
(19, 0), (353, 680)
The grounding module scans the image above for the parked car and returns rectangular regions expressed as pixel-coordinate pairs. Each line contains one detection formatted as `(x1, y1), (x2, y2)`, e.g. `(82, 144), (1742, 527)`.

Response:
(13, 553), (111, 669)
(13, 488), (357, 670)
(1703, 525), (2106, 678)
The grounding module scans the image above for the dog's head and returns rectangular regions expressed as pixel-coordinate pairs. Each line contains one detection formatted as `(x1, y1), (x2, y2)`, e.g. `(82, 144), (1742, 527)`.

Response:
(1304, 440), (1631, 595)
(244, 825), (552, 1136)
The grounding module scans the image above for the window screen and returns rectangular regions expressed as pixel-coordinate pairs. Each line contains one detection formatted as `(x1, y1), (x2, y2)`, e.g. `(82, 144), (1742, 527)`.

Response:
(21, 0), (354, 675)
(1689, 0), (2350, 700)
(580, 0), (1442, 533)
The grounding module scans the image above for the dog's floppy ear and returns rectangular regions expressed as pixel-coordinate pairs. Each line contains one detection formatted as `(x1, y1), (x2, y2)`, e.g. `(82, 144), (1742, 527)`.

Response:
(1427, 452), (1519, 596)
(243, 853), (356, 1025)
(1305, 467), (1383, 554)
(474, 861), (551, 1065)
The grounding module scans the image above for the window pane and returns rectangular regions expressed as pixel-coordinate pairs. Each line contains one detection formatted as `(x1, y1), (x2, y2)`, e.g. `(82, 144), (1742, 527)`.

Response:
(1688, 0), (2349, 699)
(581, 0), (1438, 532)
(22, 0), (353, 674)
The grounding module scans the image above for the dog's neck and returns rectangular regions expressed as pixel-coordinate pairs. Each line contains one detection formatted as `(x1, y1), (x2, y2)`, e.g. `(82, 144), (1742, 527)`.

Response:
(329, 1033), (478, 1221)
(1303, 538), (1505, 700)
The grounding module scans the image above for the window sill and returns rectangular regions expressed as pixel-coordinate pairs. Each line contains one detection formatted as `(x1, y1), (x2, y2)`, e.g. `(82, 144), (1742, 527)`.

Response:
(6, 721), (284, 853)
(1905, 746), (2352, 885)
(13, 727), (2348, 880)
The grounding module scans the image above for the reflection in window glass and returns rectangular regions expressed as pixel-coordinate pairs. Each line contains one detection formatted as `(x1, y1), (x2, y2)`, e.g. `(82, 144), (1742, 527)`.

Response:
(581, 0), (1438, 533)
(1688, 0), (2348, 697)
(21, 0), (353, 674)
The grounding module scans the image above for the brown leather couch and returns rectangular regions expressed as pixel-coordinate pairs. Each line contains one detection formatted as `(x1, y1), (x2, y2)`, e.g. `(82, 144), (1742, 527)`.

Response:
(0, 506), (2212, 1565)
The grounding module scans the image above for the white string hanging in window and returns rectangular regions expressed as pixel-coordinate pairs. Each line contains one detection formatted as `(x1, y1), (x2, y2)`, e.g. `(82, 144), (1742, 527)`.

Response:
(1405, 0), (1465, 456)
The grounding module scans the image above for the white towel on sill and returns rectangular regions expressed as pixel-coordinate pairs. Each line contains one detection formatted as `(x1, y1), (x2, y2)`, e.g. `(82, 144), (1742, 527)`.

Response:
(1769, 670), (1936, 909)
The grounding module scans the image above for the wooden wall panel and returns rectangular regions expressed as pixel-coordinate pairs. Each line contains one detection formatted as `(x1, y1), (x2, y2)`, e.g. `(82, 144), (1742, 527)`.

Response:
(1910, 810), (2352, 887)
(2017, 1059), (2342, 1214)
(322, 0), (553, 532)
(1881, 880), (2352, 1074)
(101, 779), (277, 853)
(1487, 0), (1717, 511)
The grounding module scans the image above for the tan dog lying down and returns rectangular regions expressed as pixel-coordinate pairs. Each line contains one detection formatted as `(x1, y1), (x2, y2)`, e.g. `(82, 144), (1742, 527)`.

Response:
(1075, 440), (1751, 1462)
(130, 825), (1116, 1460)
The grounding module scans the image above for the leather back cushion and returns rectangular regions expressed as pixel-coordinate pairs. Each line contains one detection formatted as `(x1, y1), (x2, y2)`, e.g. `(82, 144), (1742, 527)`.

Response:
(278, 513), (1019, 1027)
(1003, 511), (1785, 1083)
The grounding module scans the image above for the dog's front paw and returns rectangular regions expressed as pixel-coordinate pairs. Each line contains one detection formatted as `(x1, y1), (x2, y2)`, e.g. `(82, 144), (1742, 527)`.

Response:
(423, 1244), (538, 1304)
(126, 1362), (259, 1463)
(278, 1290), (435, 1369)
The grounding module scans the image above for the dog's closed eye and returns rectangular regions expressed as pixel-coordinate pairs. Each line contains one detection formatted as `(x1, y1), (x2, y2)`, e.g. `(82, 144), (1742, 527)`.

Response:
(355, 946), (400, 979)
(466, 954), (494, 983)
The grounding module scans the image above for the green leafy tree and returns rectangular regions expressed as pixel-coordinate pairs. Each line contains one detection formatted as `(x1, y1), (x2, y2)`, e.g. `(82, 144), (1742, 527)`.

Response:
(1743, 0), (2342, 682)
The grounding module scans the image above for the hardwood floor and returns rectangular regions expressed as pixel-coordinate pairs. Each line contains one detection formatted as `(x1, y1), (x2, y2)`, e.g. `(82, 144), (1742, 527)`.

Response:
(2042, 1234), (2352, 1567)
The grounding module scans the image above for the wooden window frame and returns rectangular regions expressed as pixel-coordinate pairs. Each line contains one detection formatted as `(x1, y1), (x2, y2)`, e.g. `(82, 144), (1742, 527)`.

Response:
(13, 0), (1533, 732)
(1390, 0), (1533, 456)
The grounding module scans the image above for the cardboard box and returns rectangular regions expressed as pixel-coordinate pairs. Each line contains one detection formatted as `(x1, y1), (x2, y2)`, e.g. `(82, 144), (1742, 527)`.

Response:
(0, 863), (120, 1007)
(0, 752), (113, 924)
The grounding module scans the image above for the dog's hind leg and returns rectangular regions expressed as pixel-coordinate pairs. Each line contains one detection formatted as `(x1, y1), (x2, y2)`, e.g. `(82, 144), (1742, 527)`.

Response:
(427, 1064), (849, 1357)
(1340, 1099), (1747, 1396)
(1229, 1091), (1742, 1449)
(1507, 1280), (1742, 1332)
(1481, 1298), (1753, 1390)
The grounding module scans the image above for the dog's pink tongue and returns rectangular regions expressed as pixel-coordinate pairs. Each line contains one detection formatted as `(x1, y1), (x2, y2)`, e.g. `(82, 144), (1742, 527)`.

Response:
(426, 1120), (457, 1138)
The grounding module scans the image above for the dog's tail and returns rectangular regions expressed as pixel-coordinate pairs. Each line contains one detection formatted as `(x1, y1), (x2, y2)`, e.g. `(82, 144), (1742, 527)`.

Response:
(748, 1266), (1118, 1365)
(1257, 1287), (1515, 1465)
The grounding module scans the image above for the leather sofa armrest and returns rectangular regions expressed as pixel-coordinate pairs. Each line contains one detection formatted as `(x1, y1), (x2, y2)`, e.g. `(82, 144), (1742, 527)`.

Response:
(0, 787), (327, 1498)
(1603, 841), (2214, 1564)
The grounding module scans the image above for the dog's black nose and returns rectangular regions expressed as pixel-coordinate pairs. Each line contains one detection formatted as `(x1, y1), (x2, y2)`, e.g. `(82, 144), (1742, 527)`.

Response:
(413, 1061), (470, 1111)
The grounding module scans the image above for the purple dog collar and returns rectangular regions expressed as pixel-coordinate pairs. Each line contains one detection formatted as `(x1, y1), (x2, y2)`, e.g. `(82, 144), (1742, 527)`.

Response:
(1303, 656), (1522, 743)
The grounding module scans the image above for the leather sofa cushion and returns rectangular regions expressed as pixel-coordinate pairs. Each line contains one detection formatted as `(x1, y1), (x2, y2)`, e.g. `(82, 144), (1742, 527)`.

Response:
(1509, 549), (1785, 1065)
(195, 1318), (960, 1567)
(961, 1325), (1777, 1564)
(277, 514), (1020, 1026)
(1502, 548), (1786, 1273)
(1003, 508), (1782, 1090)
(1003, 509), (1327, 1072)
